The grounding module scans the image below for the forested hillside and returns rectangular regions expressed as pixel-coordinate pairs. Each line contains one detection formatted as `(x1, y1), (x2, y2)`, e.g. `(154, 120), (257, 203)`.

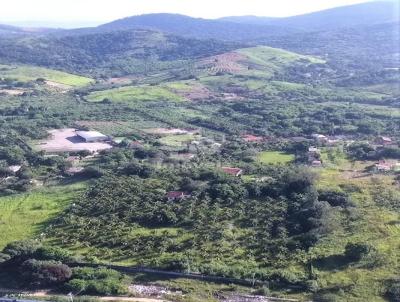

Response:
(0, 2), (399, 302)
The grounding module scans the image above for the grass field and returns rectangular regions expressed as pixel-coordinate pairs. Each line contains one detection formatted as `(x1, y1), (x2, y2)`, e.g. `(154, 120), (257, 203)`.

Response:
(0, 64), (93, 86)
(256, 151), (294, 164)
(0, 182), (85, 249)
(159, 134), (198, 147)
(238, 46), (325, 71)
(88, 85), (185, 103)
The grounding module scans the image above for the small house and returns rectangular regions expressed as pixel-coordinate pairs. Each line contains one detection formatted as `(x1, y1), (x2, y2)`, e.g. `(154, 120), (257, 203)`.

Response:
(222, 167), (243, 177)
(242, 134), (264, 143)
(312, 134), (328, 142)
(375, 136), (393, 146)
(8, 165), (21, 173)
(166, 191), (191, 201)
(311, 160), (323, 167)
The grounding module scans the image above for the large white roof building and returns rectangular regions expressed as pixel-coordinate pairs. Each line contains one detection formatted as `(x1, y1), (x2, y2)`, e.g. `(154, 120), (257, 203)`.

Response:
(76, 130), (108, 142)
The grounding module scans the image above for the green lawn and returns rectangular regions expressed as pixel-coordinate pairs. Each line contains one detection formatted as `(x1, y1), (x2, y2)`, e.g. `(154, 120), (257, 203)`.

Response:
(159, 134), (198, 147)
(88, 85), (185, 103)
(238, 46), (325, 70)
(257, 151), (294, 164)
(0, 64), (93, 86)
(0, 182), (85, 249)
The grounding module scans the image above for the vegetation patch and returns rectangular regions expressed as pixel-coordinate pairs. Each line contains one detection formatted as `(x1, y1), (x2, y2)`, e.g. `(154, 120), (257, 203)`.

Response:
(0, 183), (85, 249)
(0, 64), (93, 87)
(256, 151), (294, 164)
(87, 85), (185, 103)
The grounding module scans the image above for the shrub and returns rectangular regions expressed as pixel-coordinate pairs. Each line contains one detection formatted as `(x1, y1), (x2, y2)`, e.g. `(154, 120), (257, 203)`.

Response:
(3, 240), (41, 260)
(35, 246), (74, 262)
(344, 242), (373, 262)
(20, 259), (72, 286)
(387, 279), (400, 302)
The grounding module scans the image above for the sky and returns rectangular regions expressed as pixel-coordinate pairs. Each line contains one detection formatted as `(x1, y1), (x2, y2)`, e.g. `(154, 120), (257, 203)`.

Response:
(1, 0), (373, 28)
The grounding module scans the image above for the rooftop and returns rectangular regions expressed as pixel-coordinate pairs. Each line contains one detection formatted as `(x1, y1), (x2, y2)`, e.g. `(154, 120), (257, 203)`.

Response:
(76, 130), (108, 140)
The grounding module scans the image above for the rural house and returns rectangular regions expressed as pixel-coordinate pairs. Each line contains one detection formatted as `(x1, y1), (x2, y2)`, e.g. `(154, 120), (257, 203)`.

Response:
(166, 191), (192, 201)
(375, 136), (393, 146)
(222, 167), (243, 177)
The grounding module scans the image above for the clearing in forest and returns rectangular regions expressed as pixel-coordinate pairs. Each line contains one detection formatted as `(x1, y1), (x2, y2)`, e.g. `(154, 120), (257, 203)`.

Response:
(87, 85), (185, 103)
(0, 64), (93, 87)
(257, 151), (294, 164)
(36, 128), (113, 153)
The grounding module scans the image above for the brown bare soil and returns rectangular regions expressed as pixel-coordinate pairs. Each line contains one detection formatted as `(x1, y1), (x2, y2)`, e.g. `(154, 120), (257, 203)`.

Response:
(45, 80), (72, 91)
(197, 52), (247, 74)
(175, 83), (215, 101)
(0, 89), (27, 95)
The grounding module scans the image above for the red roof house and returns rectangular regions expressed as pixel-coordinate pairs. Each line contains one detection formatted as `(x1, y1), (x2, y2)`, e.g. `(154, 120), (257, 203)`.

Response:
(221, 167), (243, 177)
(242, 134), (264, 143)
(166, 191), (191, 201)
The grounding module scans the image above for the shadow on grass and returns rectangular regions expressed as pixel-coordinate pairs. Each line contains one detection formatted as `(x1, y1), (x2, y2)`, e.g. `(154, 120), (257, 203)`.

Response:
(314, 254), (352, 271)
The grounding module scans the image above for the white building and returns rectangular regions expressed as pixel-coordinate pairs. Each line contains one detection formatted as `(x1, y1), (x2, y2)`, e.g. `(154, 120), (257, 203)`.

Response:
(76, 131), (108, 142)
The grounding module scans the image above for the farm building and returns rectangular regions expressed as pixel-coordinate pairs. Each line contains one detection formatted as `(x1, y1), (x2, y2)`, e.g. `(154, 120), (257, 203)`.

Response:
(222, 167), (243, 177)
(166, 191), (192, 201)
(76, 131), (108, 142)
(242, 134), (264, 143)
(375, 136), (393, 146)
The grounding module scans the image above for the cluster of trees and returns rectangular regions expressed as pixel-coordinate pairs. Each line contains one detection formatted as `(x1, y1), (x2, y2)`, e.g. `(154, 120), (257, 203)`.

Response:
(346, 143), (400, 161)
(0, 30), (239, 77)
(50, 163), (354, 281)
(0, 240), (129, 294)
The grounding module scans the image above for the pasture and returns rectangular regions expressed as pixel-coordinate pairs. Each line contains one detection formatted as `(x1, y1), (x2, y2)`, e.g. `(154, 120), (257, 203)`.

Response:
(0, 64), (93, 87)
(256, 151), (294, 164)
(87, 85), (185, 103)
(0, 183), (85, 249)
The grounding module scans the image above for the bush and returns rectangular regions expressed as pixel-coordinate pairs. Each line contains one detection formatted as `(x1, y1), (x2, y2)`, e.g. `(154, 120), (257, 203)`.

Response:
(20, 259), (72, 286)
(35, 246), (74, 262)
(387, 279), (400, 302)
(65, 267), (129, 295)
(3, 240), (41, 260)
(344, 242), (373, 262)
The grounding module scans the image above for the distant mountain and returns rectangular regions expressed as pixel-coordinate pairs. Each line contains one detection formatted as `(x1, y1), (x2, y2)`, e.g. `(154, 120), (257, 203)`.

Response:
(97, 1), (399, 42)
(0, 24), (61, 36)
(97, 13), (296, 42)
(274, 1), (398, 30)
(218, 16), (278, 25)
(222, 1), (399, 31)
(0, 29), (242, 76)
(262, 21), (400, 72)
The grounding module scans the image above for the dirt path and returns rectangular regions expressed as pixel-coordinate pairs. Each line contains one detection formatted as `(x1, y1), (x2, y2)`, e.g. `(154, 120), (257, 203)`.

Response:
(28, 291), (169, 302)
(99, 297), (169, 302)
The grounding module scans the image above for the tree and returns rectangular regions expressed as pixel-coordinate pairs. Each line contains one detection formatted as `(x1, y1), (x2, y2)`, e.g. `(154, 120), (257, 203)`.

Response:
(20, 259), (72, 286)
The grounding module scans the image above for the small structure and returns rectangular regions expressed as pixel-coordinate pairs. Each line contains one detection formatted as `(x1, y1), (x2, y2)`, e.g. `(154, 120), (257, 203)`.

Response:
(374, 160), (399, 172)
(8, 165), (22, 173)
(375, 136), (393, 146)
(311, 160), (323, 167)
(128, 141), (144, 149)
(66, 167), (84, 175)
(312, 134), (328, 143)
(242, 134), (264, 143)
(222, 167), (243, 177)
(308, 147), (320, 154)
(166, 191), (191, 201)
(76, 131), (108, 143)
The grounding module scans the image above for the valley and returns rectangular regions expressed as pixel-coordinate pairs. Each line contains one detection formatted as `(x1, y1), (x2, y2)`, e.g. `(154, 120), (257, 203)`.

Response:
(0, 1), (399, 302)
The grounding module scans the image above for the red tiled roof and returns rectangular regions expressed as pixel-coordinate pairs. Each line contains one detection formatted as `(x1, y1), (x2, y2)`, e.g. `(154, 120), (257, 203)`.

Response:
(242, 134), (264, 142)
(222, 167), (243, 176)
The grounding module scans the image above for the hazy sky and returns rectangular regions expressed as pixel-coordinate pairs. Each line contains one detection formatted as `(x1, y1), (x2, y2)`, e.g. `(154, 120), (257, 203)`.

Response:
(2, 0), (373, 28)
